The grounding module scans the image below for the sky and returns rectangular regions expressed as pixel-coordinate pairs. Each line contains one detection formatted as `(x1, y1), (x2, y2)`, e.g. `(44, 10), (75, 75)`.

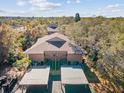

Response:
(0, 0), (124, 17)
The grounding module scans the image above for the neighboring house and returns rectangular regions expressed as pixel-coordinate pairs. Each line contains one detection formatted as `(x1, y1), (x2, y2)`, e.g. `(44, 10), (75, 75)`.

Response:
(11, 25), (27, 32)
(47, 24), (59, 34)
(25, 33), (83, 62)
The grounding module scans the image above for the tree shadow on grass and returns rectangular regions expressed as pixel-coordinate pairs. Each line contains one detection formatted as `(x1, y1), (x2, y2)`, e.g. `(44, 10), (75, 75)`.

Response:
(82, 63), (100, 83)
(65, 84), (91, 93)
(26, 85), (48, 93)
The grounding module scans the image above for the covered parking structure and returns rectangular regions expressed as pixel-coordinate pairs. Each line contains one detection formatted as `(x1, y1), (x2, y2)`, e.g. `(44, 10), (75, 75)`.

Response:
(19, 66), (50, 93)
(61, 66), (91, 93)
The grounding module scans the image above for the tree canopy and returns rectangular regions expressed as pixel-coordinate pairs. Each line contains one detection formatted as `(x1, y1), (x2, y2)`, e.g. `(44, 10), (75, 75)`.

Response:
(0, 16), (124, 93)
(75, 13), (81, 22)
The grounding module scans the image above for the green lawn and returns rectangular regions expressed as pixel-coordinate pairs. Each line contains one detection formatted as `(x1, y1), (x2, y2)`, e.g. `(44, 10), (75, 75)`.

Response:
(82, 63), (100, 83)
(64, 84), (91, 93)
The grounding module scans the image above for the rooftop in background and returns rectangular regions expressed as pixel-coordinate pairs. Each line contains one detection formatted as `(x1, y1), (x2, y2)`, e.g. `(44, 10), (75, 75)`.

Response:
(48, 24), (58, 29)
(11, 25), (27, 32)
(47, 24), (59, 34)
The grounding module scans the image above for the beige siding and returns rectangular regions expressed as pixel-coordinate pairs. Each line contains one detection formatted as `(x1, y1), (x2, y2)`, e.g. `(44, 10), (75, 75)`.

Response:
(44, 51), (67, 61)
(29, 54), (44, 61)
(67, 54), (82, 62)
(28, 53), (82, 62)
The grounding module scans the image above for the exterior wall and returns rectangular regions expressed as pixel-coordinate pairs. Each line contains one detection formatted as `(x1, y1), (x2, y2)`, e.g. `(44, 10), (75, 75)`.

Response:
(28, 53), (82, 62)
(67, 54), (82, 62)
(28, 54), (44, 62)
(44, 51), (67, 61)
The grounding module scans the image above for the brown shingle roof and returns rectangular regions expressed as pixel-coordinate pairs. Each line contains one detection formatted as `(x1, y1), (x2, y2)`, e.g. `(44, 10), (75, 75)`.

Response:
(25, 33), (83, 54)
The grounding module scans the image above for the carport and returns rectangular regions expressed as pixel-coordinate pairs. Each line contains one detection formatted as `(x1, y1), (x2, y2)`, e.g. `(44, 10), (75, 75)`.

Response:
(19, 66), (50, 93)
(61, 66), (89, 93)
